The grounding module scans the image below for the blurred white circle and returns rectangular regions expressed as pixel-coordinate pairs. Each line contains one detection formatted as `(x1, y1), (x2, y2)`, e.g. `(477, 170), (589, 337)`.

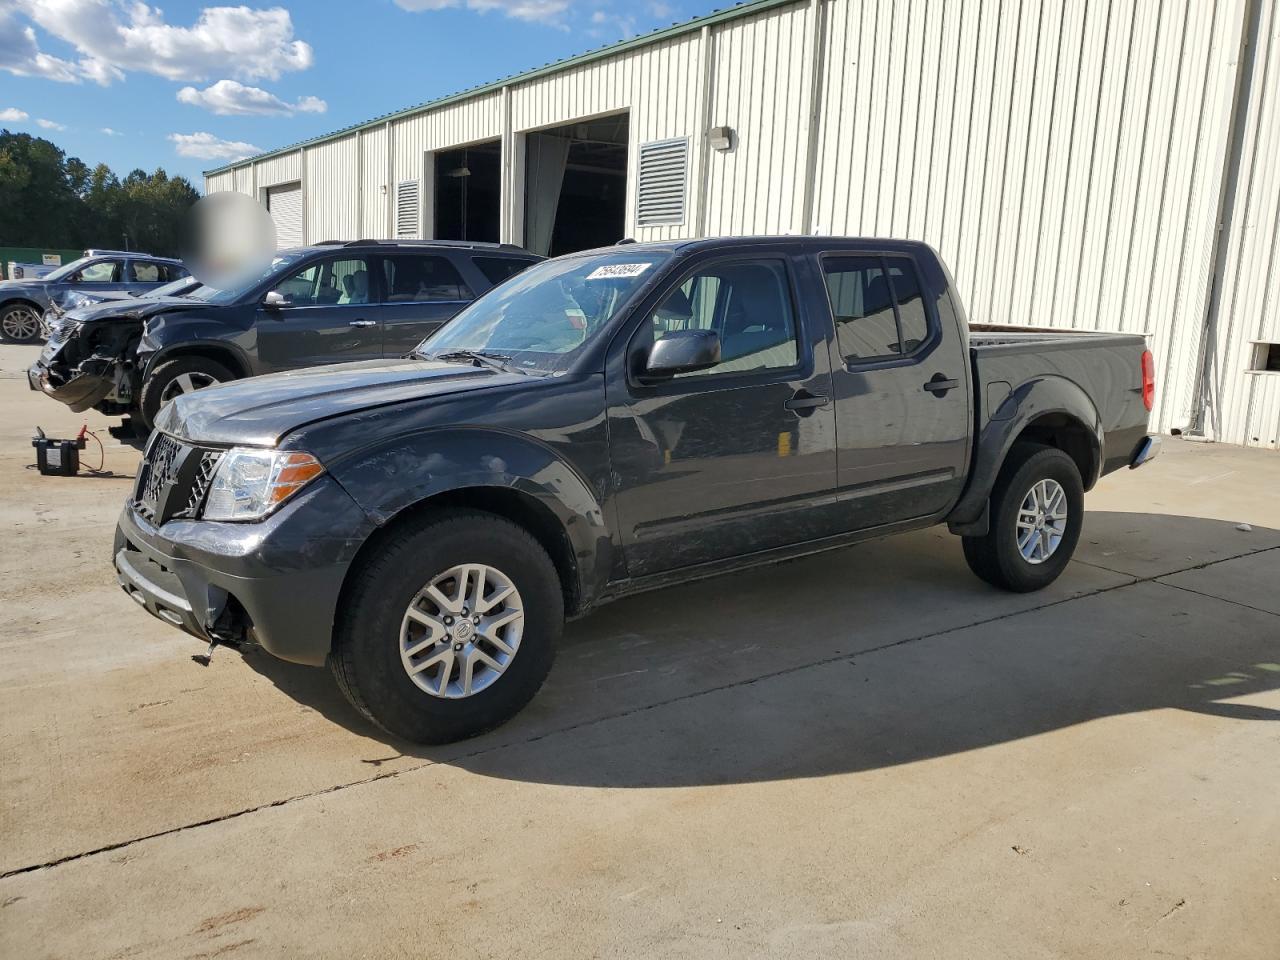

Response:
(181, 192), (276, 289)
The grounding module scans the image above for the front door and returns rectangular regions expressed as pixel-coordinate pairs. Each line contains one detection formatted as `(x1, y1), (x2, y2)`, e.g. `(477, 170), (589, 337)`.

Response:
(377, 253), (475, 356)
(607, 254), (838, 577)
(254, 255), (383, 371)
(820, 251), (970, 529)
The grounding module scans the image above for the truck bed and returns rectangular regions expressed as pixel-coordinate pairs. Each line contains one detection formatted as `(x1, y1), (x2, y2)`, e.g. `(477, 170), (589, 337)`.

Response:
(967, 324), (1150, 480)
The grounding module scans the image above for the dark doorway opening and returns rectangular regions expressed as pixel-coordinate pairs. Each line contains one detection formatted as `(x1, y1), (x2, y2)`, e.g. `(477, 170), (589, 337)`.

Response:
(434, 139), (501, 243)
(525, 113), (628, 257)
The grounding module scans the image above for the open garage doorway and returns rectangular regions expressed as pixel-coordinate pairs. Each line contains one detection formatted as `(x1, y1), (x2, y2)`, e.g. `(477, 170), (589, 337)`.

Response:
(434, 139), (501, 243)
(524, 113), (628, 257)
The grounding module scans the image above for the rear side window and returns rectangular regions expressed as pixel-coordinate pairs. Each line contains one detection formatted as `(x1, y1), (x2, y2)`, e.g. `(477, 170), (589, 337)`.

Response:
(822, 255), (932, 363)
(130, 261), (161, 282)
(383, 255), (472, 303)
(473, 257), (538, 287)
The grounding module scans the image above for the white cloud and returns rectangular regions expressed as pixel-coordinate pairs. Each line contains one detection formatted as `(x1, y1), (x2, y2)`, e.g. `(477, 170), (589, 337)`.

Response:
(101, 127), (122, 135)
(36, 118), (67, 130)
(177, 79), (326, 116)
(0, 9), (83, 83)
(0, 107), (30, 122)
(169, 131), (262, 161)
(588, 8), (637, 38)
(9, 1), (314, 86)
(394, 0), (571, 24)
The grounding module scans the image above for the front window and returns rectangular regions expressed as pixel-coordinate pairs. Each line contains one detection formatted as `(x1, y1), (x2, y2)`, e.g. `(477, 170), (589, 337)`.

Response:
(417, 251), (669, 374)
(43, 257), (93, 283)
(645, 259), (799, 377)
(76, 260), (122, 283)
(270, 257), (370, 306)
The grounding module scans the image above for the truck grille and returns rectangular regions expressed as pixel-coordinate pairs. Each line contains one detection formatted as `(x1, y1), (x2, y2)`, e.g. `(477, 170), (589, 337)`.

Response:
(133, 434), (220, 524)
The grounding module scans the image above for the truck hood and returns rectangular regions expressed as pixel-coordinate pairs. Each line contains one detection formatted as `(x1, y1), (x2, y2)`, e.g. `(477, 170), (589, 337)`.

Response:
(158, 358), (524, 447)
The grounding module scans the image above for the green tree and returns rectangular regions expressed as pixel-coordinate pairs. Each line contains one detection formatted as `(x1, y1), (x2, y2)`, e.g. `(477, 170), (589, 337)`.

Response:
(0, 129), (198, 255)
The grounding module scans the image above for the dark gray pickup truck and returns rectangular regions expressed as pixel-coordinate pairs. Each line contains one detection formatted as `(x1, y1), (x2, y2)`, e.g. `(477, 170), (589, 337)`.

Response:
(114, 236), (1159, 743)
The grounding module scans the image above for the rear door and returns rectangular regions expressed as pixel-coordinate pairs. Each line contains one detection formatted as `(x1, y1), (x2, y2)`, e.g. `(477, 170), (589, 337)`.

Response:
(606, 251), (839, 576)
(377, 252), (476, 356)
(820, 250), (970, 529)
(253, 255), (382, 371)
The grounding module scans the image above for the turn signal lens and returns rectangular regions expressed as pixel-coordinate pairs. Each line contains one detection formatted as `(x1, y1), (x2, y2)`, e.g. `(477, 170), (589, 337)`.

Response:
(1140, 350), (1155, 412)
(202, 448), (325, 521)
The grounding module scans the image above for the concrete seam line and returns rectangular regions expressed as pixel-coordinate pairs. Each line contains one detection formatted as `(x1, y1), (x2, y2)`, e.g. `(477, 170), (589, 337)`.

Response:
(3, 543), (1277, 881)
(1151, 578), (1280, 619)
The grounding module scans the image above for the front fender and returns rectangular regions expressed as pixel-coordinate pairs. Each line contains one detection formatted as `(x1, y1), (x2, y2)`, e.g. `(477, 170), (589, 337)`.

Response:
(947, 374), (1102, 529)
(138, 314), (253, 378)
(328, 428), (613, 610)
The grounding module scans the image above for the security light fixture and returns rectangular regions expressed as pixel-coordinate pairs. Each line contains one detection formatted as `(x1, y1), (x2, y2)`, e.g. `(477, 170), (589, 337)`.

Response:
(709, 126), (734, 151)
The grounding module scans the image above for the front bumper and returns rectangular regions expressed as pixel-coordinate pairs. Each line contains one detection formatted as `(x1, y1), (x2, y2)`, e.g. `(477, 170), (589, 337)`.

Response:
(113, 475), (376, 666)
(28, 358), (115, 410)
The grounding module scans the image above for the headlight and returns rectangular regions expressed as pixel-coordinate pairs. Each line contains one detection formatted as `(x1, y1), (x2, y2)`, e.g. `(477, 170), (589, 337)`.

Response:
(201, 448), (325, 521)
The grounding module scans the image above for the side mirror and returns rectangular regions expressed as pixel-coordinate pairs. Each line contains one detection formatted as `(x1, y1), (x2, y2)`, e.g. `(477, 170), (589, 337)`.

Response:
(262, 290), (287, 309)
(640, 329), (721, 381)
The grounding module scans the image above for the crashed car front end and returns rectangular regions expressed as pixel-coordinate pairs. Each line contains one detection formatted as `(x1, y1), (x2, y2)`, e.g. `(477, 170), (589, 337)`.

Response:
(28, 313), (142, 413)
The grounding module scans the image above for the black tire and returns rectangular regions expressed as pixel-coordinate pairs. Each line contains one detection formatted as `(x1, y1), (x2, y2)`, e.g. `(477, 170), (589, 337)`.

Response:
(1, 303), (44, 343)
(962, 442), (1084, 593)
(139, 356), (235, 429)
(330, 510), (562, 744)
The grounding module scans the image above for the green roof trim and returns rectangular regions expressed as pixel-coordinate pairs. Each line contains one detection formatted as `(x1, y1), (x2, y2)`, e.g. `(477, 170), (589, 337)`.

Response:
(204, 0), (801, 177)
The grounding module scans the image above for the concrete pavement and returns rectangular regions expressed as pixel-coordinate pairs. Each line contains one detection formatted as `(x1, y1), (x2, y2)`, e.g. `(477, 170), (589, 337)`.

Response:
(1, 343), (1276, 959)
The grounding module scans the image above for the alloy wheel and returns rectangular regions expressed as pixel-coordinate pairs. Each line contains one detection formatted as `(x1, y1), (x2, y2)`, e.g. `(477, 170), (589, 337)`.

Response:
(399, 563), (524, 698)
(159, 371), (219, 404)
(2, 307), (42, 341)
(1015, 478), (1068, 564)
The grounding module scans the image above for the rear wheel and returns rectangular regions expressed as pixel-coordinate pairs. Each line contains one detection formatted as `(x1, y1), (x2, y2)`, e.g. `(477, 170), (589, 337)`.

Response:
(1, 303), (43, 343)
(139, 356), (234, 429)
(962, 442), (1084, 592)
(330, 510), (562, 744)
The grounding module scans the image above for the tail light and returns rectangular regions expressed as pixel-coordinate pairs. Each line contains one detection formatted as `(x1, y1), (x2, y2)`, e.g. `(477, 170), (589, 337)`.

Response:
(1140, 350), (1155, 412)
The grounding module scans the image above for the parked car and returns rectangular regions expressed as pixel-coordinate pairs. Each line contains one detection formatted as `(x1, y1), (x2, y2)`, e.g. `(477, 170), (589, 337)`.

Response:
(28, 240), (541, 428)
(114, 236), (1159, 744)
(0, 251), (188, 344)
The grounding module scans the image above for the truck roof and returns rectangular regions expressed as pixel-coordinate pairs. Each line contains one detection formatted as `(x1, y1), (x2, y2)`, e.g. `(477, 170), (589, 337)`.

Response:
(582, 235), (937, 257)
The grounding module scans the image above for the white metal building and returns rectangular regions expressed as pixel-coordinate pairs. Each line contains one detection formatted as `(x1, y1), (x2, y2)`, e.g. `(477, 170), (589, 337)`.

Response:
(206, 0), (1280, 448)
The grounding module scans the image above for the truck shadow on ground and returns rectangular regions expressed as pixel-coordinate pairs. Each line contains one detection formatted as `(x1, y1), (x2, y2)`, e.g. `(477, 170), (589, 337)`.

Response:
(244, 511), (1280, 787)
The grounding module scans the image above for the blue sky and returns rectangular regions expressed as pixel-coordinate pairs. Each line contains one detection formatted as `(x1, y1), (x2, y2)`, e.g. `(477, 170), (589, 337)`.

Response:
(0, 0), (717, 187)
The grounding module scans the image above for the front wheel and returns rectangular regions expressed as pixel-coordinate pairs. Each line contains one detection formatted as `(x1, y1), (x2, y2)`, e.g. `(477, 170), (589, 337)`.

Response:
(330, 510), (562, 744)
(138, 356), (234, 429)
(962, 442), (1084, 592)
(0, 303), (44, 343)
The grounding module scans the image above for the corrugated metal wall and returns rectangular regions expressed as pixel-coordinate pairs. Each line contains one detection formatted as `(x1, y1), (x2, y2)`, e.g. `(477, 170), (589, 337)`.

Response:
(812, 0), (1244, 436)
(1202, 0), (1280, 448)
(207, 0), (1278, 447)
(703, 4), (814, 236)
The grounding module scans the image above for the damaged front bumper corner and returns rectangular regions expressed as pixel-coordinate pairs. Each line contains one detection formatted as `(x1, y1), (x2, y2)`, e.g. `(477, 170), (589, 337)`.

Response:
(28, 357), (117, 411)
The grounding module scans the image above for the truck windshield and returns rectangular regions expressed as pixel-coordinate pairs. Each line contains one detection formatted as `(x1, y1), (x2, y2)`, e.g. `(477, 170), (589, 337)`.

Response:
(415, 251), (670, 374)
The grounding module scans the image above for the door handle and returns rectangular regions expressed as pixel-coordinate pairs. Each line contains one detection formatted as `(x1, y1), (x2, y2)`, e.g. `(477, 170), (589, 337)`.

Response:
(783, 390), (831, 415)
(348, 319), (376, 328)
(923, 374), (959, 396)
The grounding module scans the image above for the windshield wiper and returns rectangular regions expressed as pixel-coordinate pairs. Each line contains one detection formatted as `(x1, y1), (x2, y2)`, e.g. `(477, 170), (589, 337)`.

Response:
(428, 349), (527, 374)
